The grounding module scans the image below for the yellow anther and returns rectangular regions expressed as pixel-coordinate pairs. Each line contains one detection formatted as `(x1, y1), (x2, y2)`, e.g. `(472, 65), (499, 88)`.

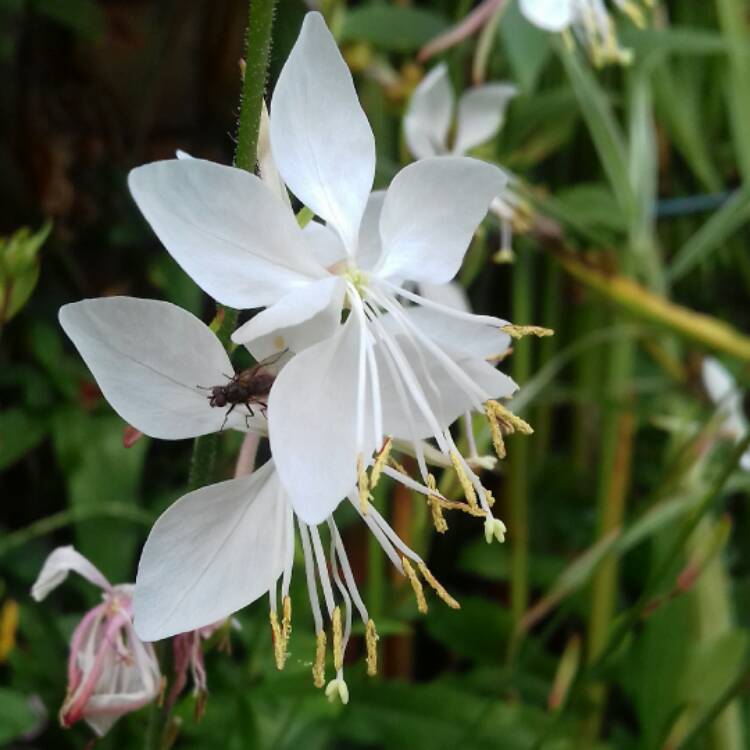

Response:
(449, 451), (478, 509)
(332, 606), (344, 672)
(417, 561), (460, 610)
(365, 619), (379, 677)
(619, 1), (645, 28)
(486, 407), (506, 460)
(282, 595), (292, 652)
(269, 610), (286, 670)
(426, 474), (448, 533)
(369, 437), (392, 490)
(486, 400), (533, 436)
(388, 457), (410, 476)
(357, 454), (372, 514)
(484, 489), (496, 508)
(402, 557), (428, 614)
(313, 630), (327, 688)
(501, 324), (554, 340)
(438, 498), (487, 518)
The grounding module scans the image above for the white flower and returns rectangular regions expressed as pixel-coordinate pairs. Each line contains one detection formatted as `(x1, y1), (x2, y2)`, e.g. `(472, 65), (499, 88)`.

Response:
(404, 63), (528, 258)
(403, 63), (517, 161)
(31, 546), (161, 736)
(127, 11), (519, 529)
(58, 295), (488, 699)
(702, 357), (750, 470)
(519, 0), (650, 67)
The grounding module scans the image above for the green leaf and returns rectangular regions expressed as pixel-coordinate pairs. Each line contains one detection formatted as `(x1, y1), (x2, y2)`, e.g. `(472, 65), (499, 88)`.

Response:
(557, 42), (634, 220)
(716, 0), (750, 181)
(0, 688), (38, 744)
(339, 6), (449, 52)
(424, 596), (512, 663)
(52, 411), (148, 581)
(0, 409), (47, 470)
(553, 183), (627, 234)
(147, 254), (203, 317)
(620, 26), (728, 58)
(668, 186), (750, 282)
(338, 679), (553, 750)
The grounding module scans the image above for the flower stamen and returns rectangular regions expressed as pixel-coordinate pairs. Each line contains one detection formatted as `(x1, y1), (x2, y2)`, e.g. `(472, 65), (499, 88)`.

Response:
(401, 557), (428, 614)
(369, 437), (392, 490)
(426, 473), (448, 533)
(313, 630), (326, 688)
(366, 619), (378, 676)
(417, 561), (460, 610)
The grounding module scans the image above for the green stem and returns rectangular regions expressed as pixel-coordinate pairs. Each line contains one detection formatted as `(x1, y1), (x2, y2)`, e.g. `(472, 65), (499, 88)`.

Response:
(0, 505), (152, 559)
(533, 260), (560, 462)
(583, 327), (635, 741)
(508, 249), (533, 630)
(235, 0), (278, 173)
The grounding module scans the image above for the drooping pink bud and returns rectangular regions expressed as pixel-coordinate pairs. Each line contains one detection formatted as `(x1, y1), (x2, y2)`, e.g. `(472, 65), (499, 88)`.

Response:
(32, 547), (162, 736)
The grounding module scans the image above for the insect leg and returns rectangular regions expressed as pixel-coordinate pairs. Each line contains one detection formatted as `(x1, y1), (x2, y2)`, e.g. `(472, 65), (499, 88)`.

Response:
(221, 403), (237, 431)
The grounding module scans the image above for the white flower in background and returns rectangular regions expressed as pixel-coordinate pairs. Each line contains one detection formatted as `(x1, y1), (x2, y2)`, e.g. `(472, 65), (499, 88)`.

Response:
(702, 357), (750, 470)
(519, 0), (651, 67)
(404, 63), (529, 259)
(59, 295), (498, 701)
(128, 11), (521, 534)
(31, 547), (161, 736)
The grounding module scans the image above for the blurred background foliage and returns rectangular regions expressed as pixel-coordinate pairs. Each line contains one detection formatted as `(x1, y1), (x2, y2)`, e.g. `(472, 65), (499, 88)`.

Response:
(2, 0), (750, 748)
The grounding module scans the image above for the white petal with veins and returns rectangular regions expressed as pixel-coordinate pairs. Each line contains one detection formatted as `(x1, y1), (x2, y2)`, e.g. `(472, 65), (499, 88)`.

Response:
(375, 157), (506, 284)
(129, 159), (324, 309)
(59, 297), (259, 439)
(270, 12), (375, 252)
(134, 461), (287, 640)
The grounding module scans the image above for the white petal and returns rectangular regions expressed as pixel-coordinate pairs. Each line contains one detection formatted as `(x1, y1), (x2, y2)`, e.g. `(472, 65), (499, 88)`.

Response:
(356, 191), (386, 270)
(403, 63), (453, 160)
(134, 462), (287, 640)
(128, 159), (324, 308)
(375, 157), (506, 284)
(392, 305), (511, 361)
(453, 83), (517, 155)
(232, 276), (344, 348)
(418, 281), (470, 312)
(519, 0), (575, 31)
(270, 12), (375, 252)
(304, 221), (347, 269)
(59, 297), (258, 439)
(258, 103), (291, 207)
(269, 314), (373, 524)
(31, 546), (111, 601)
(702, 357), (738, 405)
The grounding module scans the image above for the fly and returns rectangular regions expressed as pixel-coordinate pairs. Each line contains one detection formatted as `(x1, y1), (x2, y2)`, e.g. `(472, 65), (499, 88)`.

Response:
(200, 349), (288, 430)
